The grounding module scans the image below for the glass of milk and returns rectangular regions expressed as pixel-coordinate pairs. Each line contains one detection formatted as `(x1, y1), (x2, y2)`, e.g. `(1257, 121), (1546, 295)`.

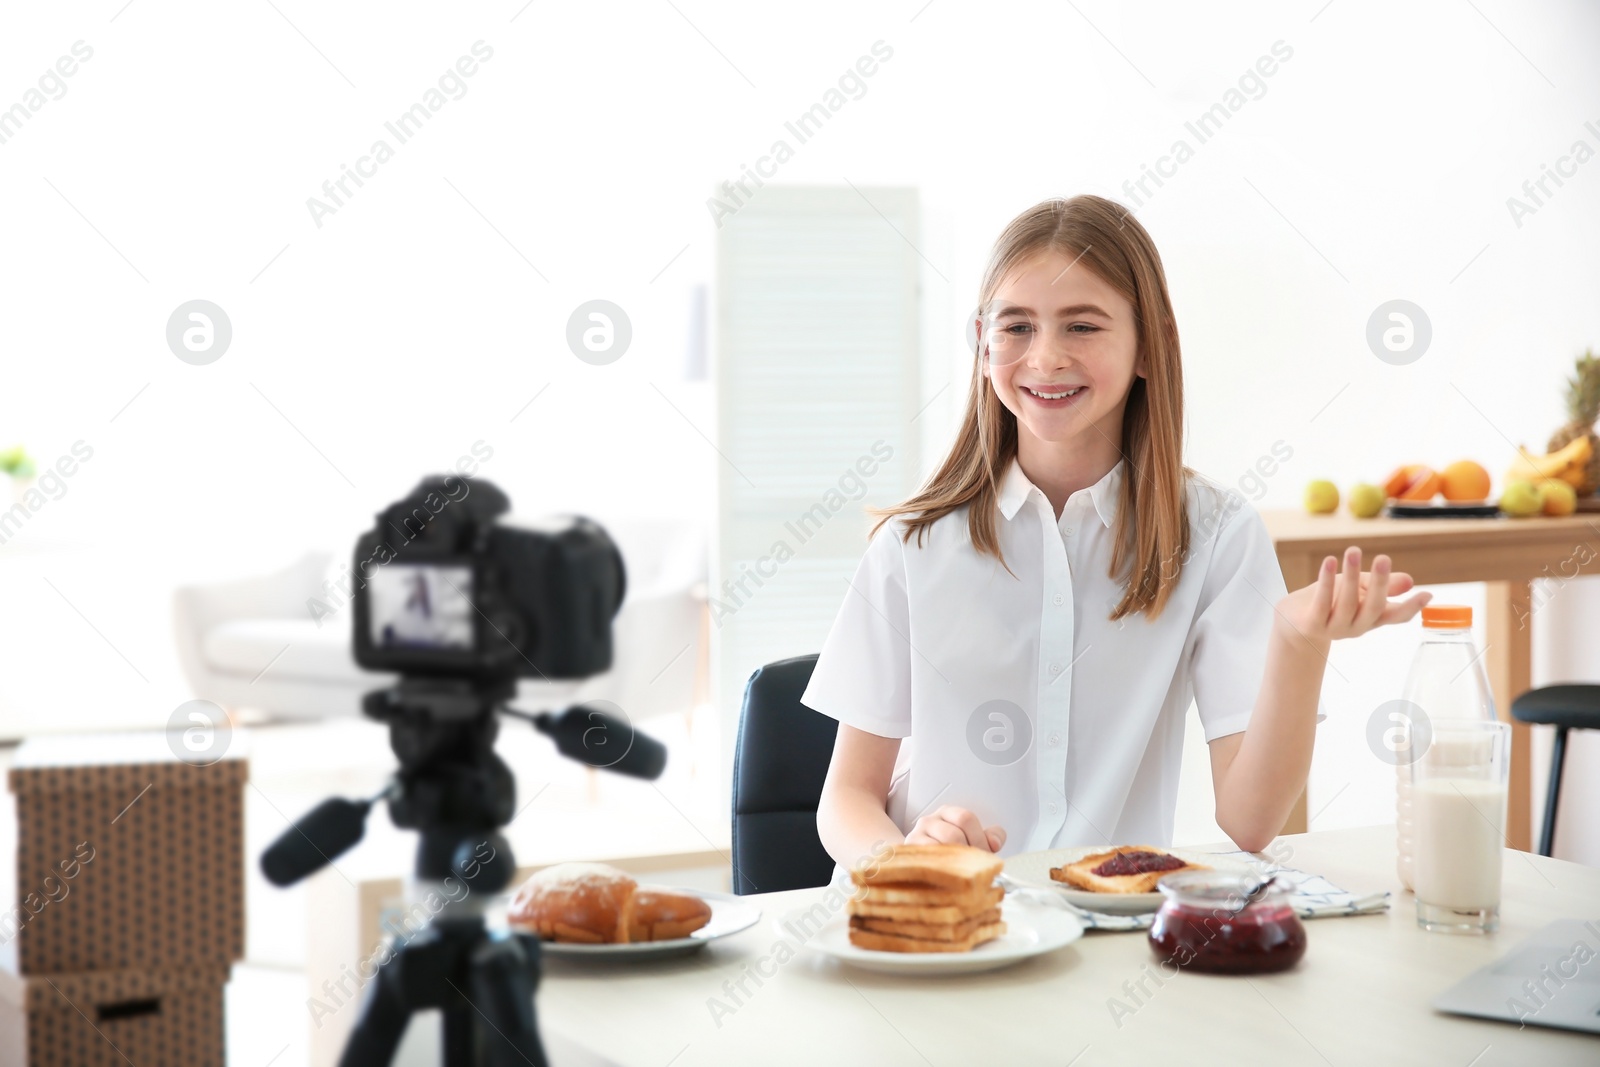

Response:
(1412, 720), (1510, 934)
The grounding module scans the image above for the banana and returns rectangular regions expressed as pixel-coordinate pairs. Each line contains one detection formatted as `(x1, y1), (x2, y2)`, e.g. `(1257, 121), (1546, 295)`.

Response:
(1507, 437), (1593, 484)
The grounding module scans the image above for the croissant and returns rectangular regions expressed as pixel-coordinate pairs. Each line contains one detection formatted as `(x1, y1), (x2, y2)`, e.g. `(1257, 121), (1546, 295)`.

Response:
(507, 862), (712, 943)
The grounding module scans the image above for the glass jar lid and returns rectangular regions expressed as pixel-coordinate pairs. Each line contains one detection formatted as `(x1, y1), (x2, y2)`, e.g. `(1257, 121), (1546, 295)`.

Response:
(1155, 870), (1291, 908)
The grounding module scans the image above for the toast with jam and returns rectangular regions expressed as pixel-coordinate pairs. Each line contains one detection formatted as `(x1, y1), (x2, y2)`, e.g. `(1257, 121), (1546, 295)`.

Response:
(1049, 845), (1208, 893)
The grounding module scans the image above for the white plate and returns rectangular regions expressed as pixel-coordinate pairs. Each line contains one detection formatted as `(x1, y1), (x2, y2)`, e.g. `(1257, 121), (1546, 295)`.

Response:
(790, 897), (1083, 976)
(1003, 847), (1257, 915)
(515, 890), (762, 960)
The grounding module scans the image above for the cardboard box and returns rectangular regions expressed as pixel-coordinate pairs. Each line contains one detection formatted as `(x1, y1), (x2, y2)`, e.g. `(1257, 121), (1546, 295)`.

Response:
(0, 966), (227, 1067)
(5, 733), (247, 975)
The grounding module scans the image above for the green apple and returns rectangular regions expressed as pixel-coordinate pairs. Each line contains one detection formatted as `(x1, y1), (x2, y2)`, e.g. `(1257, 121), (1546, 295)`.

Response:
(1348, 483), (1385, 518)
(1500, 479), (1542, 517)
(1304, 479), (1340, 514)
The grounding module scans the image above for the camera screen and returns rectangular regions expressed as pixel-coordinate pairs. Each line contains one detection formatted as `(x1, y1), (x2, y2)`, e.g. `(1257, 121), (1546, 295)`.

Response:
(368, 564), (475, 650)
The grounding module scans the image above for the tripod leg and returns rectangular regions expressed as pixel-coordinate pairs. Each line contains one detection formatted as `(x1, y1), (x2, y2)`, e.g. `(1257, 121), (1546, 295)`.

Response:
(338, 952), (413, 1067)
(442, 1007), (476, 1065)
(467, 935), (548, 1067)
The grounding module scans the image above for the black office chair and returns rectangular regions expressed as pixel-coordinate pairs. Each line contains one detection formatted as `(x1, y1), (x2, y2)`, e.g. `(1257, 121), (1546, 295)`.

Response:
(1510, 684), (1600, 857)
(730, 654), (839, 895)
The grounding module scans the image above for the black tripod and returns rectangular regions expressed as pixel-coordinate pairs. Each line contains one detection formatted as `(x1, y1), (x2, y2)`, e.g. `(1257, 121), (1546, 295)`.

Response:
(262, 676), (666, 1066)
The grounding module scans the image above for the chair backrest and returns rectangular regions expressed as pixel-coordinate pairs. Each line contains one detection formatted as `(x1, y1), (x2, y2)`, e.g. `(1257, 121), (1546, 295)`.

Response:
(730, 654), (838, 895)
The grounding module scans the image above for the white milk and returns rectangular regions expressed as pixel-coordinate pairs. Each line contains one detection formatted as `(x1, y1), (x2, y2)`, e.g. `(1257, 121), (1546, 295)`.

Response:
(1397, 729), (1497, 891)
(1412, 777), (1507, 910)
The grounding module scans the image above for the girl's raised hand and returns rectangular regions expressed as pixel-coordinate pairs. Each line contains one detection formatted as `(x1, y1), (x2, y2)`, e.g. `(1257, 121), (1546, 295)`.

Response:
(905, 805), (1006, 852)
(1275, 545), (1432, 646)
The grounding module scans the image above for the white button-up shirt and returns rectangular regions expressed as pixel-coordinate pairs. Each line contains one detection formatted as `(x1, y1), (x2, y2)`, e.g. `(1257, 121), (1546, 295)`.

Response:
(802, 456), (1326, 856)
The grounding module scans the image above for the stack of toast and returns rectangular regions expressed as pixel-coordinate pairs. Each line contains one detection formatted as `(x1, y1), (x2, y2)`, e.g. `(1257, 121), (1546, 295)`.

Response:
(847, 844), (1006, 953)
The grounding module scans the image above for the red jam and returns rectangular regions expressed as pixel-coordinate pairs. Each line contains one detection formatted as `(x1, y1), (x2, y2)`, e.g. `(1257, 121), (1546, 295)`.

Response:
(1147, 872), (1306, 975)
(1092, 850), (1187, 878)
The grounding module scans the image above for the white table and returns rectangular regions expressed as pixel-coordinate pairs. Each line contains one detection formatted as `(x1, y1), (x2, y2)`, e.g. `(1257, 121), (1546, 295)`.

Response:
(533, 826), (1600, 1067)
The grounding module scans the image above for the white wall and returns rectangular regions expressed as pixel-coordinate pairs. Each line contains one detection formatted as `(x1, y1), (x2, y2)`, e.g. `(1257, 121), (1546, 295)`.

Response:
(2, 2), (1597, 861)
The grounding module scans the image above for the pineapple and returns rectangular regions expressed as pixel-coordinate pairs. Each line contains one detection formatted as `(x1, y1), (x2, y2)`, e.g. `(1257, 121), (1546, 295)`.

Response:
(1547, 348), (1600, 496)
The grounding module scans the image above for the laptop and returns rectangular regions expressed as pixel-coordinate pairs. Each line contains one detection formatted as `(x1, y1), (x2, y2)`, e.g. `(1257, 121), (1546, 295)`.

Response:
(1433, 918), (1600, 1034)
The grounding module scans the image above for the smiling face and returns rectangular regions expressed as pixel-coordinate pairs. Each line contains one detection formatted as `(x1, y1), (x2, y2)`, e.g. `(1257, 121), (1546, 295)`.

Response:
(980, 248), (1146, 456)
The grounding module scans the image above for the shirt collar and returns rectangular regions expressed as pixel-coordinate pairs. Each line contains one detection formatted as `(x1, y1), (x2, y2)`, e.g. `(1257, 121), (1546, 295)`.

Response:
(997, 456), (1124, 528)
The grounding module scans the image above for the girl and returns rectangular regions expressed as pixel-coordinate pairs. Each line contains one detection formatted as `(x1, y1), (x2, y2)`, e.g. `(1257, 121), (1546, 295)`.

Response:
(806, 195), (1430, 868)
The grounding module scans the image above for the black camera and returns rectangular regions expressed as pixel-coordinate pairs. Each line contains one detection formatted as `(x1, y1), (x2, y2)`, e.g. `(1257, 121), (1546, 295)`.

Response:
(351, 474), (626, 682)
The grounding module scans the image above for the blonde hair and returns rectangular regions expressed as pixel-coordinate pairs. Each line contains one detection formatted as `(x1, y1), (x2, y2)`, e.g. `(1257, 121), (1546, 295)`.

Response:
(869, 195), (1193, 622)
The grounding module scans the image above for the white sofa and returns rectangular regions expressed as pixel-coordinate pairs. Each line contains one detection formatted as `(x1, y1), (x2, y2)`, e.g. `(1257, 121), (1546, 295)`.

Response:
(171, 518), (708, 722)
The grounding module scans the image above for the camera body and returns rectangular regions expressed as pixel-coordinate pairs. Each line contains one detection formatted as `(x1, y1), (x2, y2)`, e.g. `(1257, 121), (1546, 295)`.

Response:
(350, 475), (626, 684)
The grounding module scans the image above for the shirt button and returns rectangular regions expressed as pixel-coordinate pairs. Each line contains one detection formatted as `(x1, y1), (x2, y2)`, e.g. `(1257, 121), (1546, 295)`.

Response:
(1048, 732), (1061, 746)
(1047, 802), (1058, 814)
(1064, 527), (1074, 536)
(1049, 662), (1062, 675)
(1052, 593), (1064, 606)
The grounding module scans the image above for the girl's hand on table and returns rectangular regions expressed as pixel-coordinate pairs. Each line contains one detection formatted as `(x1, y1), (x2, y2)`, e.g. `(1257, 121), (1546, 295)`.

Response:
(905, 805), (1006, 852)
(1275, 545), (1432, 645)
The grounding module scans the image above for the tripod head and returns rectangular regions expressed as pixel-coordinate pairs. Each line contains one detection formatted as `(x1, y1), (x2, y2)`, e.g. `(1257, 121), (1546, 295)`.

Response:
(261, 681), (666, 888)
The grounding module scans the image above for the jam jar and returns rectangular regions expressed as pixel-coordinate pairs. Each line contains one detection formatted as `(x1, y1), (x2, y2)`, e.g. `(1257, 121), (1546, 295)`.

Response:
(1147, 871), (1306, 975)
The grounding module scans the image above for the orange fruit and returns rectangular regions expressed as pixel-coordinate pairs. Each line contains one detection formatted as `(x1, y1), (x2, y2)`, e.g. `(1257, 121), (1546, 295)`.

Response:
(1440, 460), (1491, 502)
(1540, 479), (1577, 516)
(1382, 464), (1441, 501)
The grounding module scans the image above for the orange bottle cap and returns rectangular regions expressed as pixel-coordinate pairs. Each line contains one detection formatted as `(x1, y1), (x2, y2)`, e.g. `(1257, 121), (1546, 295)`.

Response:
(1422, 605), (1472, 628)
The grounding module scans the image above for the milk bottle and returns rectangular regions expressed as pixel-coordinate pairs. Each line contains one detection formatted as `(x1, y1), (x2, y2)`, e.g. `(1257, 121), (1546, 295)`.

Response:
(1395, 604), (1496, 891)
